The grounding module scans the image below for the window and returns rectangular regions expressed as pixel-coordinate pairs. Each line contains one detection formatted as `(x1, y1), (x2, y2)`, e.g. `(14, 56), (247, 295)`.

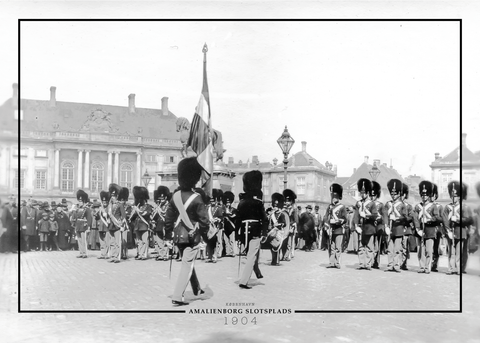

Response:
(13, 148), (28, 157)
(61, 162), (75, 192)
(262, 177), (270, 196)
(91, 162), (104, 193)
(35, 170), (47, 189)
(120, 163), (133, 191)
(35, 149), (48, 158)
(14, 169), (25, 189)
(145, 154), (157, 162)
(165, 155), (176, 163)
(297, 176), (306, 195)
(441, 173), (453, 198)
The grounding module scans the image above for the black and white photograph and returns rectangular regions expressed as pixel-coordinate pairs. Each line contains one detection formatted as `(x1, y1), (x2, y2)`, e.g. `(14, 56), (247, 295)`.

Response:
(1, 1), (480, 342)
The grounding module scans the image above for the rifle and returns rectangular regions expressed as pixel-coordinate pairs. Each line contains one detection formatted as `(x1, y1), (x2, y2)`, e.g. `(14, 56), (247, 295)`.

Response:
(169, 243), (174, 279)
(237, 240), (241, 277)
(325, 204), (333, 256)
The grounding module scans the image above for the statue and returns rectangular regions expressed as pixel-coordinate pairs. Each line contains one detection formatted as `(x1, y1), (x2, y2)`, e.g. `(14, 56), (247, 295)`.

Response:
(80, 109), (116, 132)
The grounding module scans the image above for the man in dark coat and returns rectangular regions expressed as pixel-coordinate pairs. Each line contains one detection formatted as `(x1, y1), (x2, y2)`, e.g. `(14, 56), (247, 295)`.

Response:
(299, 205), (316, 252)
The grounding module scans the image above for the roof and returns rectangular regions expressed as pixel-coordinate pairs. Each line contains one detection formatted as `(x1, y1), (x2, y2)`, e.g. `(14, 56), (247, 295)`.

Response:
(18, 98), (180, 139)
(341, 162), (405, 191)
(430, 145), (480, 166)
(335, 177), (350, 186)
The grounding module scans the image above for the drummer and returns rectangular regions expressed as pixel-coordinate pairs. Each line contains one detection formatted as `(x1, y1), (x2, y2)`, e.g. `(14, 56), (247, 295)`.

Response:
(264, 193), (289, 266)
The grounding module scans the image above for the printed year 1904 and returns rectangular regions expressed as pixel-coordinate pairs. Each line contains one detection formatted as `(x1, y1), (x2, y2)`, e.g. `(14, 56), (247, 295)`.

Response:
(224, 317), (257, 325)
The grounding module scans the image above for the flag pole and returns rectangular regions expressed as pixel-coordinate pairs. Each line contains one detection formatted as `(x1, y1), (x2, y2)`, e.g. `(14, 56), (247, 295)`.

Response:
(202, 43), (213, 198)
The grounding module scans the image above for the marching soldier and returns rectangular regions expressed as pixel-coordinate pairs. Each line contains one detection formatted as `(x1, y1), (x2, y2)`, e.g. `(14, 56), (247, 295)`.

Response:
(353, 178), (378, 270)
(118, 187), (130, 260)
(371, 181), (386, 269)
(236, 170), (269, 289)
(443, 181), (474, 275)
(324, 183), (347, 269)
(152, 186), (172, 261)
(430, 183), (445, 272)
(206, 189), (225, 263)
(165, 157), (209, 306)
(384, 179), (407, 272)
(222, 191), (237, 258)
(281, 189), (298, 261)
(71, 190), (93, 258)
(131, 186), (152, 260)
(107, 183), (125, 263)
(413, 181), (440, 274)
(96, 191), (111, 259)
(264, 193), (289, 265)
(400, 184), (415, 271)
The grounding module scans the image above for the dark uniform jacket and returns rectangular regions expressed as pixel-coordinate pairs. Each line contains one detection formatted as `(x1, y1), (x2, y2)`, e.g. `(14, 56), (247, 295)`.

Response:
(323, 202), (347, 235)
(443, 201), (474, 240)
(383, 199), (408, 237)
(131, 204), (152, 232)
(95, 206), (110, 232)
(71, 206), (92, 233)
(152, 201), (169, 238)
(108, 202), (125, 232)
(403, 202), (415, 236)
(285, 206), (299, 236)
(353, 198), (378, 235)
(235, 194), (269, 241)
(373, 200), (385, 235)
(20, 206), (38, 236)
(413, 201), (440, 239)
(223, 206), (238, 236)
(433, 202), (445, 236)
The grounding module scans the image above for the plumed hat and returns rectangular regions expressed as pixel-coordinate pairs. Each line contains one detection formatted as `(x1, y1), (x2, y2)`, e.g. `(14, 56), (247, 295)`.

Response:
(330, 183), (343, 200)
(212, 188), (224, 201)
(177, 157), (202, 189)
(447, 181), (461, 199)
(418, 181), (432, 197)
(108, 183), (122, 198)
(100, 191), (110, 203)
(76, 189), (89, 203)
(133, 186), (148, 205)
(357, 178), (372, 195)
(223, 191), (235, 204)
(431, 183), (439, 199)
(371, 181), (381, 197)
(118, 187), (130, 202)
(283, 189), (297, 203)
(402, 183), (410, 199)
(243, 170), (263, 193)
(387, 179), (402, 196)
(156, 186), (171, 200)
(271, 192), (284, 209)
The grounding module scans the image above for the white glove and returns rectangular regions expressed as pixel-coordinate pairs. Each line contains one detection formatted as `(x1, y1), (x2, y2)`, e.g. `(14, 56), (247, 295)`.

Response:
(330, 218), (336, 224)
(355, 226), (362, 234)
(450, 215), (458, 223)
(447, 231), (453, 240)
(417, 230), (424, 237)
(22, 225), (27, 230)
(389, 213), (396, 221)
(385, 227), (391, 236)
(359, 211), (366, 219)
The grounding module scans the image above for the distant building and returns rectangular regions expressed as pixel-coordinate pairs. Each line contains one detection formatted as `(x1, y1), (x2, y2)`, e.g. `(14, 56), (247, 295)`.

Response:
(227, 141), (337, 213)
(430, 133), (480, 203)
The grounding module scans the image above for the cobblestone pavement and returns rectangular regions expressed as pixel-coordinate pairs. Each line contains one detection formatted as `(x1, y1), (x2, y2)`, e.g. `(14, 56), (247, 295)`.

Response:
(1, 247), (479, 342)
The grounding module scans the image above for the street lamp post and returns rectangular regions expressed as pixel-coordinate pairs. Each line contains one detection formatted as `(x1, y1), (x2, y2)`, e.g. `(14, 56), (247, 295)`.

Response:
(277, 126), (295, 188)
(141, 169), (152, 188)
(369, 163), (381, 181)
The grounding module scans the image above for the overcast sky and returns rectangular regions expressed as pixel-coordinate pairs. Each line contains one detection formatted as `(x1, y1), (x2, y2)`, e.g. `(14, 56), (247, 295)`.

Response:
(2, 2), (478, 181)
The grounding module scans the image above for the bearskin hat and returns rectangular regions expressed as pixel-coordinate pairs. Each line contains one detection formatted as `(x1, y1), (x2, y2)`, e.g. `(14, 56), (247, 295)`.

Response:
(431, 183), (439, 200)
(357, 178), (372, 195)
(330, 183), (343, 200)
(387, 179), (402, 196)
(252, 189), (263, 200)
(76, 189), (89, 203)
(100, 191), (110, 203)
(177, 157), (202, 190)
(402, 183), (410, 199)
(283, 189), (297, 203)
(156, 186), (171, 201)
(271, 192), (284, 209)
(223, 191), (235, 204)
(243, 170), (263, 193)
(447, 181), (461, 199)
(212, 188), (224, 202)
(371, 181), (381, 197)
(419, 181), (432, 197)
(108, 183), (122, 198)
(117, 187), (129, 202)
(133, 186), (148, 205)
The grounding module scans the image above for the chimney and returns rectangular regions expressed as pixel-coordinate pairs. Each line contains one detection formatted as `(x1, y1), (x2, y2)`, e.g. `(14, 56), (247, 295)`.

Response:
(302, 141), (307, 152)
(462, 133), (467, 148)
(434, 153), (441, 160)
(11, 83), (18, 108)
(373, 159), (380, 166)
(252, 156), (259, 165)
(364, 156), (369, 164)
(50, 86), (56, 107)
(382, 163), (387, 167)
(128, 94), (135, 114)
(162, 97), (169, 116)
(228, 157), (234, 164)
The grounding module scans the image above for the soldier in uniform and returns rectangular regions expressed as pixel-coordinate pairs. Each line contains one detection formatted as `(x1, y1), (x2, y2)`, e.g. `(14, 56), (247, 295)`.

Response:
(430, 183), (445, 272)
(152, 186), (172, 261)
(165, 157), (209, 306)
(371, 181), (385, 269)
(353, 178), (378, 270)
(384, 179), (407, 272)
(400, 184), (415, 271)
(264, 192), (289, 265)
(413, 181), (440, 274)
(131, 186), (152, 260)
(222, 191), (237, 258)
(205, 189), (225, 263)
(118, 188), (130, 260)
(281, 189), (298, 261)
(299, 204), (316, 252)
(324, 183), (347, 269)
(71, 190), (92, 258)
(107, 183), (125, 263)
(20, 199), (38, 252)
(236, 170), (269, 289)
(95, 191), (111, 259)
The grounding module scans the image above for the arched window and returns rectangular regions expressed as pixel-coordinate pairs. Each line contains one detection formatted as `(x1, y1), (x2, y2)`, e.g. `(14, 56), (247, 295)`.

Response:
(91, 162), (104, 193)
(61, 161), (75, 192)
(120, 163), (133, 192)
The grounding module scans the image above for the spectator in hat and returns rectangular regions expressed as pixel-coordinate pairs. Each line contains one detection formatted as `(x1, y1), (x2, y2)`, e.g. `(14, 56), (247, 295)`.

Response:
(37, 212), (51, 251)
(299, 204), (316, 252)
(0, 199), (14, 253)
(20, 199), (39, 252)
(55, 200), (72, 251)
(48, 212), (61, 251)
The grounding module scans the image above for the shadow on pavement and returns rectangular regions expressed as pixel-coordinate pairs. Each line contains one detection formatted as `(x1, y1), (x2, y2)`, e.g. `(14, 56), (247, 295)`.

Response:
(191, 331), (269, 343)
